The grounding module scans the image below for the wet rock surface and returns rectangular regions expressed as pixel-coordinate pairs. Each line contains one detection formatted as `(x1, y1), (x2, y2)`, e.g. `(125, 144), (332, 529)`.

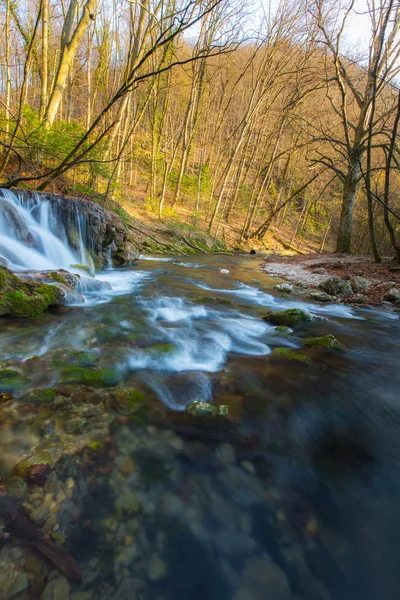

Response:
(0, 255), (399, 600)
(13, 190), (136, 269)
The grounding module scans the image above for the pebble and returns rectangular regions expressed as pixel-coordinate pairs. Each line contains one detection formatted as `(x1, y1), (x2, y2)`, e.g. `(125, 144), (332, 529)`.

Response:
(40, 577), (70, 600)
(220, 269), (230, 274)
(234, 558), (291, 600)
(215, 442), (236, 464)
(147, 555), (167, 581)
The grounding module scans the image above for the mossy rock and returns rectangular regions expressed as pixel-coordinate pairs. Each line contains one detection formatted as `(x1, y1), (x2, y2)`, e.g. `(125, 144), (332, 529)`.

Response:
(186, 401), (229, 417)
(69, 264), (94, 277)
(0, 267), (65, 318)
(111, 389), (147, 415)
(22, 388), (56, 404)
(263, 308), (313, 327)
(304, 334), (345, 351)
(149, 343), (176, 355)
(115, 492), (141, 517)
(274, 326), (292, 334)
(194, 296), (233, 306)
(53, 349), (98, 368)
(60, 366), (121, 387)
(309, 292), (333, 302)
(0, 368), (29, 392)
(13, 451), (53, 478)
(270, 348), (312, 363)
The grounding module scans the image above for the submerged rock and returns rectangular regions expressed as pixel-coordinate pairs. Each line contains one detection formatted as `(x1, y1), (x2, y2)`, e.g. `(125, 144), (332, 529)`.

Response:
(263, 308), (312, 327)
(271, 348), (312, 363)
(319, 276), (352, 297)
(0, 368), (29, 392)
(304, 334), (345, 350)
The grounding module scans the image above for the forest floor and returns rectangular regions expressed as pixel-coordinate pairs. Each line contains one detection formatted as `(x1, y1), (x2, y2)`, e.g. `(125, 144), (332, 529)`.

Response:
(262, 253), (400, 305)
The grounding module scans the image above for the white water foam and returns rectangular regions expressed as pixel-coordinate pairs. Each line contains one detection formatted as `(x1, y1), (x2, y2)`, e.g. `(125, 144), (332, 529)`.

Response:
(195, 281), (362, 319)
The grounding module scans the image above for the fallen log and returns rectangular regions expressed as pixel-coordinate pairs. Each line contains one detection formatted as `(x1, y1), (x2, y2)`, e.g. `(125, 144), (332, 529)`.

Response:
(0, 479), (81, 583)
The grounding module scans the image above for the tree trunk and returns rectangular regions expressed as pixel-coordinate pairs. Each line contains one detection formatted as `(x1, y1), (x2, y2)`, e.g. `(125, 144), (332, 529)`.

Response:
(43, 0), (97, 127)
(336, 157), (361, 253)
(39, 0), (49, 119)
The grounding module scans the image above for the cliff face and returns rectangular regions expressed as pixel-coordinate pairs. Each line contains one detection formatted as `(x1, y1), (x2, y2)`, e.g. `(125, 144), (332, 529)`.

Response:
(13, 190), (136, 268)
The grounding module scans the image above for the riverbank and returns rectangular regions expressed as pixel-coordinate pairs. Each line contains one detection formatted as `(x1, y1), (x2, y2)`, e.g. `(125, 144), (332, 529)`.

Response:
(261, 253), (400, 307)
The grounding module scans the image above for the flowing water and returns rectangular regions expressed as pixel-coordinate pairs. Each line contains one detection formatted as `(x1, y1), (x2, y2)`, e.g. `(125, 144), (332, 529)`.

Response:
(1, 191), (400, 599)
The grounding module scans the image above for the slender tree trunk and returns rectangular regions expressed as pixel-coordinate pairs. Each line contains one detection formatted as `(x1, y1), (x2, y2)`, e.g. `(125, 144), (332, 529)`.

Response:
(44, 0), (97, 127)
(336, 156), (361, 253)
(4, 0), (12, 138)
(39, 0), (49, 119)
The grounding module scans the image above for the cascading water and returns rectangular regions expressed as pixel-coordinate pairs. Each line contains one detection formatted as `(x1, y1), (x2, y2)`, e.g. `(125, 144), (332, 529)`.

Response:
(0, 189), (87, 271)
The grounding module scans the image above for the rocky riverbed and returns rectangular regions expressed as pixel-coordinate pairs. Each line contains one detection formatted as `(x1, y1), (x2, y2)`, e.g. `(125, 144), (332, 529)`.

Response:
(0, 254), (400, 600)
(262, 253), (400, 308)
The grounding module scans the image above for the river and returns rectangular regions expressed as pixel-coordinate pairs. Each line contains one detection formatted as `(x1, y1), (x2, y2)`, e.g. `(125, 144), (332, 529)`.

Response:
(1, 232), (400, 598)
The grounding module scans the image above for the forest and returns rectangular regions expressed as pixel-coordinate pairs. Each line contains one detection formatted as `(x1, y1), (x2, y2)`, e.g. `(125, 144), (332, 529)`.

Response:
(0, 0), (399, 257)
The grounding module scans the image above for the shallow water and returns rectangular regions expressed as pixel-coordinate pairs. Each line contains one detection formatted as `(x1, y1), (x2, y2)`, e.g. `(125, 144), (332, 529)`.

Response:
(1, 254), (400, 600)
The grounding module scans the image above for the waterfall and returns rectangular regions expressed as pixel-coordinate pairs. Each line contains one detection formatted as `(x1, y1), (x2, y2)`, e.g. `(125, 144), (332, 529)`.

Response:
(0, 189), (89, 272)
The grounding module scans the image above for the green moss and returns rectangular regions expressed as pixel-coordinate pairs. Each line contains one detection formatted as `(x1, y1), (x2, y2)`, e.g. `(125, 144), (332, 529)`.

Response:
(271, 347), (312, 363)
(186, 401), (218, 417)
(149, 343), (176, 354)
(69, 264), (94, 277)
(22, 388), (56, 404)
(304, 334), (345, 351)
(53, 349), (97, 367)
(0, 267), (63, 318)
(60, 366), (120, 387)
(194, 296), (233, 306)
(0, 368), (29, 392)
(274, 326), (291, 333)
(14, 451), (52, 478)
(87, 439), (105, 451)
(111, 389), (147, 416)
(263, 308), (312, 327)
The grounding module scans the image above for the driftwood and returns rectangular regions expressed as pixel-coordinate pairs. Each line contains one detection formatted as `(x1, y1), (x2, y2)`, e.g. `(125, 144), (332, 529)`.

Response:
(127, 223), (187, 255)
(272, 234), (307, 255)
(0, 479), (82, 583)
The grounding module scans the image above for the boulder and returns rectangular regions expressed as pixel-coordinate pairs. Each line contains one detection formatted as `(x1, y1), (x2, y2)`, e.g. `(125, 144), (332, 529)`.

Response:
(0, 266), (65, 317)
(274, 283), (293, 293)
(349, 276), (370, 293)
(309, 291), (332, 302)
(311, 267), (327, 275)
(304, 334), (345, 350)
(13, 189), (137, 269)
(263, 308), (313, 327)
(384, 288), (400, 303)
(319, 276), (352, 297)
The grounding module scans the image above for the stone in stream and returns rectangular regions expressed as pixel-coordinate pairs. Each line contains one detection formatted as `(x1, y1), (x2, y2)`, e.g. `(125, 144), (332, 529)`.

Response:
(186, 401), (229, 417)
(0, 266), (66, 317)
(309, 291), (333, 302)
(274, 283), (293, 293)
(220, 269), (230, 274)
(319, 276), (352, 297)
(263, 308), (313, 327)
(304, 334), (345, 351)
(270, 348), (312, 363)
